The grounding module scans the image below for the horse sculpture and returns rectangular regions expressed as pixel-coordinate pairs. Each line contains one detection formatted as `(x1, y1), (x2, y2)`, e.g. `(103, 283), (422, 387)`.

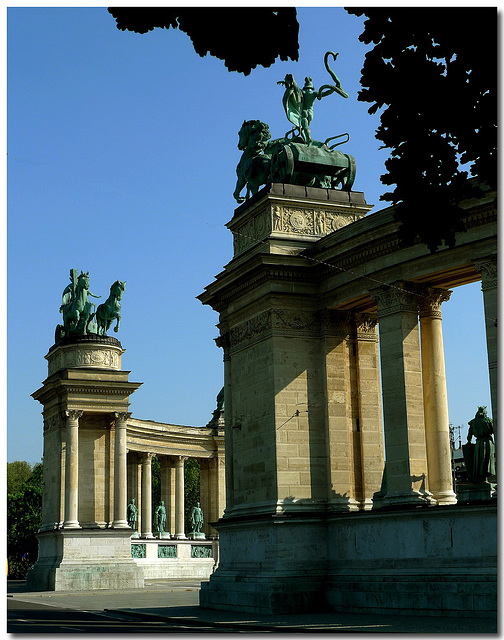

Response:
(233, 120), (274, 203)
(59, 270), (99, 336)
(233, 119), (356, 203)
(93, 280), (125, 336)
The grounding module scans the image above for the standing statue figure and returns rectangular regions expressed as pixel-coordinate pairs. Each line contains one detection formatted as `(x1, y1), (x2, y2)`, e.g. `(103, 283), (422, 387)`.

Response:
(127, 498), (138, 530)
(190, 502), (204, 534)
(154, 501), (167, 534)
(278, 51), (348, 145)
(465, 407), (496, 484)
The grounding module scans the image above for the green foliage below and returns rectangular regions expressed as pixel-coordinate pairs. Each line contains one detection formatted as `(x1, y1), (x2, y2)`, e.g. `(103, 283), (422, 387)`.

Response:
(7, 460), (33, 494)
(7, 462), (43, 579)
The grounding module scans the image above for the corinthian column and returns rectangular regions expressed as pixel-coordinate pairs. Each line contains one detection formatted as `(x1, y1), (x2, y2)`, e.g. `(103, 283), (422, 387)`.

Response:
(113, 412), (131, 527)
(372, 284), (432, 507)
(174, 456), (187, 539)
(63, 410), (83, 528)
(141, 453), (154, 538)
(418, 288), (457, 505)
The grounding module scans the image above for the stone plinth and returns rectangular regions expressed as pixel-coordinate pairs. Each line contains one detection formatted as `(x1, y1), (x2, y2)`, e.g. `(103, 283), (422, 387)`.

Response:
(132, 539), (218, 580)
(46, 335), (124, 376)
(26, 529), (143, 591)
(200, 503), (496, 616)
(229, 183), (372, 259)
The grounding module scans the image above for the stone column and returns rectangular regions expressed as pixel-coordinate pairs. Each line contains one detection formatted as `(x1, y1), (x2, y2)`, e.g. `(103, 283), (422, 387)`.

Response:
(372, 284), (432, 507)
(474, 256), (498, 438)
(353, 312), (385, 510)
(63, 409), (83, 528)
(216, 332), (233, 513)
(418, 288), (457, 505)
(174, 456), (187, 539)
(113, 412), (131, 528)
(136, 458), (142, 535)
(320, 311), (359, 512)
(140, 453), (154, 538)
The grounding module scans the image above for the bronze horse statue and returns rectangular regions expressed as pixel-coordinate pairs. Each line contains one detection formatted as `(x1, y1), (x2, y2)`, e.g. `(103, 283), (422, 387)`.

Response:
(233, 119), (356, 203)
(93, 280), (125, 336)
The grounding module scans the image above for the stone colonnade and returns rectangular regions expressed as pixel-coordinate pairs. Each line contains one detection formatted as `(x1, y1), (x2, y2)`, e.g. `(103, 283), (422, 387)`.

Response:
(126, 451), (223, 538)
(51, 409), (223, 538)
(371, 283), (456, 506)
(127, 453), (187, 538)
(60, 411), (134, 530)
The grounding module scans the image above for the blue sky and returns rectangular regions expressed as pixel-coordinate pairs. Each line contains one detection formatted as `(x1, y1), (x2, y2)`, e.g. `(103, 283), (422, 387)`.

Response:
(7, 6), (491, 465)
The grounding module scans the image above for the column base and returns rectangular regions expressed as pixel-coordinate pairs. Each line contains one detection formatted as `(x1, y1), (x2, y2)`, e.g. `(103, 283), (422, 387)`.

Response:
(431, 489), (458, 505)
(62, 521), (81, 529)
(174, 534), (187, 540)
(112, 520), (130, 528)
(373, 489), (436, 509)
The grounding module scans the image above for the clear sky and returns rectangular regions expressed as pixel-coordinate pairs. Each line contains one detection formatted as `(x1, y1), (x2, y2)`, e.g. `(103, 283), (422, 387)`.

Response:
(7, 6), (492, 465)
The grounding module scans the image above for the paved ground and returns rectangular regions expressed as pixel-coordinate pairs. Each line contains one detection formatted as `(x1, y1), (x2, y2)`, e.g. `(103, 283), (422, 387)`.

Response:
(7, 579), (498, 633)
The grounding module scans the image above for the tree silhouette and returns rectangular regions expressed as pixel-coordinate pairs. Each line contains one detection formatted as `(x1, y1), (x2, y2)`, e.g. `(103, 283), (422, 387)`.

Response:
(346, 7), (496, 252)
(108, 7), (299, 75)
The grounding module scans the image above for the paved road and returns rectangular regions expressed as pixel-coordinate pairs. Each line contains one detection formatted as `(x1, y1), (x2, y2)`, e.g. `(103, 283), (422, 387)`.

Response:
(7, 579), (498, 634)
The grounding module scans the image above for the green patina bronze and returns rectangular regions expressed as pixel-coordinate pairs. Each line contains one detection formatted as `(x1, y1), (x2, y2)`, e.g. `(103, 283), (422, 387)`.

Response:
(463, 407), (496, 484)
(190, 502), (204, 534)
(55, 269), (126, 343)
(234, 51), (355, 203)
(154, 501), (167, 534)
(278, 51), (348, 145)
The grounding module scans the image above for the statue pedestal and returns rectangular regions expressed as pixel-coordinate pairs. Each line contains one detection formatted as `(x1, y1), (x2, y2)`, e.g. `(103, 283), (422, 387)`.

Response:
(188, 532), (206, 540)
(158, 532), (171, 539)
(457, 482), (495, 502)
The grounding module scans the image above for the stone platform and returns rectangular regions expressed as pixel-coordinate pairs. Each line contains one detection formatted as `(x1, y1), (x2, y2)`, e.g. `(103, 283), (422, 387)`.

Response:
(26, 529), (143, 591)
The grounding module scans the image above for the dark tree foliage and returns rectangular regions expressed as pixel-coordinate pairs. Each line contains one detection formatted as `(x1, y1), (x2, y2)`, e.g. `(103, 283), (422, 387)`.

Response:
(7, 463), (43, 579)
(346, 7), (497, 252)
(108, 7), (299, 75)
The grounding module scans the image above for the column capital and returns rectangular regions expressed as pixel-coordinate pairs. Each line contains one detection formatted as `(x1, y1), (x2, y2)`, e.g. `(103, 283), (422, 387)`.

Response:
(353, 312), (378, 340)
(416, 287), (452, 319)
(114, 411), (132, 424)
(370, 283), (419, 317)
(63, 409), (83, 422)
(318, 309), (352, 338)
(215, 333), (231, 361)
(473, 256), (498, 290)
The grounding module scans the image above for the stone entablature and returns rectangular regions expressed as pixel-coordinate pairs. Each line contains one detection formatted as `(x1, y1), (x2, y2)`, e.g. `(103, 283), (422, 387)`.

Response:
(127, 418), (223, 459)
